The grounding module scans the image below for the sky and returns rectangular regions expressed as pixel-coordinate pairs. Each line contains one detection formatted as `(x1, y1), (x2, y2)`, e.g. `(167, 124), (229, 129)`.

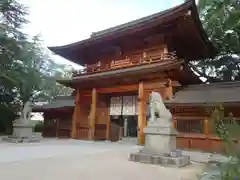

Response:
(21, 0), (185, 69)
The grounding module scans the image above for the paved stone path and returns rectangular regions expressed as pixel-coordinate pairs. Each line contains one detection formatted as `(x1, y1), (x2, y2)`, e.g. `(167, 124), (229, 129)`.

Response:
(0, 139), (206, 180)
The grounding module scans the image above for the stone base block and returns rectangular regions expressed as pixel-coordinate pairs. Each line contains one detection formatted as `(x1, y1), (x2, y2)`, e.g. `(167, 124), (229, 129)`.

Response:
(2, 133), (42, 143)
(129, 152), (190, 168)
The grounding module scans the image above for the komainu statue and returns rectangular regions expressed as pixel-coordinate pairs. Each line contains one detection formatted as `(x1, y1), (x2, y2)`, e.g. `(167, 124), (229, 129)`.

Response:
(148, 91), (172, 126)
(15, 101), (33, 124)
(22, 101), (32, 122)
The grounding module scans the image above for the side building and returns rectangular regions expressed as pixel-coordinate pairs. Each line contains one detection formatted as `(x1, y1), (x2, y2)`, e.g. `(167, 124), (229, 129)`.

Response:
(33, 0), (240, 151)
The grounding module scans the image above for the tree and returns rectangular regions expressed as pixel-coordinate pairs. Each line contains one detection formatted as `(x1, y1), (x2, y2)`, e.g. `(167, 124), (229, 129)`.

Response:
(0, 0), (28, 82)
(0, 0), (30, 132)
(191, 0), (240, 82)
(14, 36), (73, 104)
(37, 62), (74, 102)
(209, 105), (240, 179)
(0, 0), (74, 133)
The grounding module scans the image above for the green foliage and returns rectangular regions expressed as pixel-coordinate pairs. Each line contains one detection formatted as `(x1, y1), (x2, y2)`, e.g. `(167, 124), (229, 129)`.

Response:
(0, 0), (29, 131)
(0, 0), (28, 81)
(209, 104), (240, 179)
(193, 0), (240, 82)
(38, 63), (74, 102)
(0, 0), (74, 133)
(34, 121), (44, 132)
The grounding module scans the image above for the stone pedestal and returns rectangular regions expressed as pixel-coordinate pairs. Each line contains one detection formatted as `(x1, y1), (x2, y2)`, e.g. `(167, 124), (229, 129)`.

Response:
(129, 124), (190, 168)
(3, 119), (42, 143)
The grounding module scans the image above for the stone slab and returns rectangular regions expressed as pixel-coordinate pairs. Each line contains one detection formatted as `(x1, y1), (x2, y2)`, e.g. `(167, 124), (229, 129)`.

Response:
(170, 150), (182, 157)
(2, 136), (41, 143)
(129, 152), (190, 168)
(2, 133), (42, 143)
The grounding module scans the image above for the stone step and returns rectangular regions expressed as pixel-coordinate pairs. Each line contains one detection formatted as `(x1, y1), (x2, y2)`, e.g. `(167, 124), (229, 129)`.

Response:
(118, 137), (137, 144)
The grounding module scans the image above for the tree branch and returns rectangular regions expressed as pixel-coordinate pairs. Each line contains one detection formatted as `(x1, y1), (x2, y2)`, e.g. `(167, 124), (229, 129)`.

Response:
(188, 63), (219, 83)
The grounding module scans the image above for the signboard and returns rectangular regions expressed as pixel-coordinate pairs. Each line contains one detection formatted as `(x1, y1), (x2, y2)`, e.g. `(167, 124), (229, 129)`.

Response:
(109, 96), (122, 115)
(122, 96), (135, 115)
(110, 96), (138, 116)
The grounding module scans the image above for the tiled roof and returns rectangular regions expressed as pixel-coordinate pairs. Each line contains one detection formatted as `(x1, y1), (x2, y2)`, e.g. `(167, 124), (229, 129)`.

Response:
(48, 0), (215, 65)
(33, 96), (74, 111)
(166, 81), (240, 104)
(50, 0), (193, 51)
(90, 3), (183, 38)
(34, 81), (240, 111)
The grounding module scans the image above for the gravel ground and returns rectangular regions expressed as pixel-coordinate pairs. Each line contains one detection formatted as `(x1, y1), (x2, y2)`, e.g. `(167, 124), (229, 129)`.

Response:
(0, 139), (206, 180)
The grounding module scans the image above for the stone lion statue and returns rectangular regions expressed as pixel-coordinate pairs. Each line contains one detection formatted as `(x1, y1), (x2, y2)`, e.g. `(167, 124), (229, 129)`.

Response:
(16, 101), (33, 124)
(14, 101), (32, 125)
(148, 91), (172, 126)
(22, 101), (32, 121)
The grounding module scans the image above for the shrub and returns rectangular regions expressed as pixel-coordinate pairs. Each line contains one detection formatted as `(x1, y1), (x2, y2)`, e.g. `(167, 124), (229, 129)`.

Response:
(34, 121), (44, 132)
(209, 104), (240, 179)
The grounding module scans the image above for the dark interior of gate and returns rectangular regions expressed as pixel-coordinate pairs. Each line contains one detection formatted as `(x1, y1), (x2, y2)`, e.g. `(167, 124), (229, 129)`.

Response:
(77, 92), (140, 142)
(109, 94), (138, 140)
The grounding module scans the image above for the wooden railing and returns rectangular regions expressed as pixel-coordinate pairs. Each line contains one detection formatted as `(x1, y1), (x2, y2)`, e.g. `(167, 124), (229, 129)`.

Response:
(72, 52), (177, 77)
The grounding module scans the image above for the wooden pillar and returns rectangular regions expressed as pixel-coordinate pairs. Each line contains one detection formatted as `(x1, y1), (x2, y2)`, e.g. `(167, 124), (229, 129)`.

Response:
(138, 81), (145, 145)
(164, 78), (173, 100)
(88, 88), (97, 140)
(56, 119), (59, 138)
(204, 117), (209, 135)
(173, 116), (177, 129)
(106, 104), (111, 141)
(163, 44), (168, 53)
(71, 89), (80, 138)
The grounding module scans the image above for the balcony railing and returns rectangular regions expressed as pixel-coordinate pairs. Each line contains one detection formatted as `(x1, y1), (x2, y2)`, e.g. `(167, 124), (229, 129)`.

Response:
(72, 52), (177, 77)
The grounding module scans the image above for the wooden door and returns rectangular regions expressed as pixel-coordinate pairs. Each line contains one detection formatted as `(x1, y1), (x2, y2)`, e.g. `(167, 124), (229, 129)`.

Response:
(57, 118), (72, 138)
(75, 95), (91, 140)
(95, 95), (108, 140)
